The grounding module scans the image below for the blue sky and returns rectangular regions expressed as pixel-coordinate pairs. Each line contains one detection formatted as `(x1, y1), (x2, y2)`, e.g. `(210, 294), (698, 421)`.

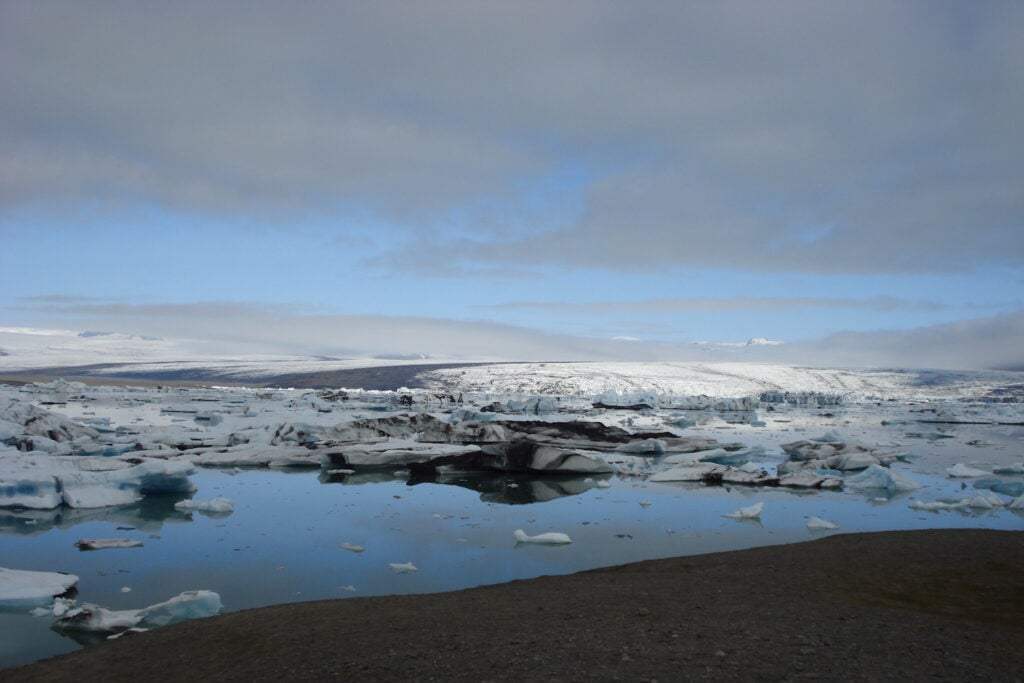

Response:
(1, 2), (1022, 367)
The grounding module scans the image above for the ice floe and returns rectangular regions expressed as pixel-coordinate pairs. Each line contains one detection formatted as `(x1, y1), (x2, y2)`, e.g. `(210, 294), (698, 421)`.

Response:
(389, 562), (417, 573)
(947, 463), (988, 478)
(722, 502), (763, 520)
(174, 497), (234, 514)
(0, 567), (78, 604)
(513, 529), (572, 544)
(53, 590), (222, 634)
(806, 516), (839, 530)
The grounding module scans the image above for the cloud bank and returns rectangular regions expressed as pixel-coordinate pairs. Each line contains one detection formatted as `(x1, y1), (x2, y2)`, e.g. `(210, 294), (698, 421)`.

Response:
(3, 2), (1023, 274)
(12, 301), (1024, 371)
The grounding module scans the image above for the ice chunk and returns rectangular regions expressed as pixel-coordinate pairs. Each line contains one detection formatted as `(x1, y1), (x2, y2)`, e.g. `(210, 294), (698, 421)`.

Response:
(618, 439), (667, 455)
(340, 543), (364, 553)
(75, 538), (143, 551)
(806, 516), (838, 530)
(722, 502), (763, 519)
(0, 567), (78, 604)
(947, 464), (988, 478)
(174, 497), (234, 513)
(1008, 496), (1024, 509)
(54, 590), (222, 634)
(909, 499), (969, 511)
(967, 492), (1006, 509)
(513, 529), (572, 545)
(389, 562), (417, 573)
(844, 465), (922, 492)
(649, 463), (725, 482)
(993, 463), (1024, 475)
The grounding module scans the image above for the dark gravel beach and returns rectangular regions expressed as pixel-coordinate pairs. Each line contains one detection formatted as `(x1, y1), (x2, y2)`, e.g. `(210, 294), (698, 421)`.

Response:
(3, 529), (1022, 682)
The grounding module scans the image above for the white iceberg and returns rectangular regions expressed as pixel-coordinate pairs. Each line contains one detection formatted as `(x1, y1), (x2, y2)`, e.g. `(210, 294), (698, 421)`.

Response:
(0, 455), (197, 510)
(0, 567), (79, 604)
(967, 492), (1006, 509)
(75, 538), (143, 551)
(722, 502), (763, 520)
(806, 516), (838, 530)
(513, 529), (572, 545)
(844, 465), (922, 492)
(649, 463), (725, 482)
(947, 463), (988, 478)
(389, 562), (417, 573)
(340, 543), (364, 553)
(54, 590), (222, 633)
(909, 499), (969, 512)
(174, 497), (234, 513)
(993, 463), (1024, 475)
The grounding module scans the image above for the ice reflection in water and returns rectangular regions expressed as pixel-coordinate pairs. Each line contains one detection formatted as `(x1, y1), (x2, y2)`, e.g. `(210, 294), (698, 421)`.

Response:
(2, 408), (1024, 669)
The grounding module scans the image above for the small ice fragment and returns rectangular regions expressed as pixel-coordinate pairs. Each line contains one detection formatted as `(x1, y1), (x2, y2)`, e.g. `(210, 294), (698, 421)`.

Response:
(1008, 496), (1024, 509)
(993, 463), (1024, 475)
(342, 585), (357, 592)
(806, 516), (838, 530)
(947, 464), (988, 478)
(327, 469), (356, 475)
(121, 587), (131, 593)
(596, 480), (612, 489)
(723, 502), (764, 520)
(75, 539), (143, 551)
(389, 562), (417, 573)
(174, 497), (234, 513)
(30, 606), (50, 617)
(638, 500), (652, 508)
(340, 543), (364, 553)
(513, 529), (572, 545)
(909, 499), (969, 511)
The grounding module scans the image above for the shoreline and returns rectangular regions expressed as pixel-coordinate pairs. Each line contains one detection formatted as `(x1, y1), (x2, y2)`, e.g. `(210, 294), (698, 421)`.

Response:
(4, 528), (1022, 681)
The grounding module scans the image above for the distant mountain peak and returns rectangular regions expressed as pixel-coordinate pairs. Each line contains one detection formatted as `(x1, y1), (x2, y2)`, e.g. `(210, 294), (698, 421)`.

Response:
(746, 337), (782, 347)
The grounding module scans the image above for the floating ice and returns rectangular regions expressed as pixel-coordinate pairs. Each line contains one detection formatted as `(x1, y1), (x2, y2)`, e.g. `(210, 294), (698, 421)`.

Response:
(389, 562), (417, 573)
(54, 590), (222, 634)
(994, 463), (1024, 475)
(909, 499), (969, 512)
(844, 465), (922, 492)
(649, 463), (725, 482)
(1009, 496), (1024, 509)
(0, 567), (78, 604)
(340, 543), (364, 553)
(513, 529), (572, 545)
(722, 502), (763, 520)
(947, 463), (988, 478)
(0, 455), (196, 510)
(75, 538), (143, 551)
(966, 492), (1006, 509)
(806, 516), (838, 530)
(174, 497), (234, 514)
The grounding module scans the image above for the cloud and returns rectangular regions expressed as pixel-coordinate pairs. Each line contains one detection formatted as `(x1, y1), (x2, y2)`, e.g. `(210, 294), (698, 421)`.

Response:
(3, 2), (1023, 274)
(763, 310), (1024, 371)
(14, 300), (1024, 371)
(483, 296), (950, 314)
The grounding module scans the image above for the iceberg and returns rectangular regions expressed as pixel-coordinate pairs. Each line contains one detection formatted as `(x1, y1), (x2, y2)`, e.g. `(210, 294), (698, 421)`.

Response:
(806, 516), (838, 530)
(389, 562), (417, 573)
(54, 590), (222, 634)
(844, 465), (922, 493)
(947, 464), (988, 478)
(0, 455), (197, 510)
(723, 502), (763, 520)
(0, 567), (79, 604)
(513, 529), (572, 545)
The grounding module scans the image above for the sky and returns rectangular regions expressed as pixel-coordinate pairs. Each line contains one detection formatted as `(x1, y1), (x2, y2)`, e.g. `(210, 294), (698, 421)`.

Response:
(1, 1), (1022, 369)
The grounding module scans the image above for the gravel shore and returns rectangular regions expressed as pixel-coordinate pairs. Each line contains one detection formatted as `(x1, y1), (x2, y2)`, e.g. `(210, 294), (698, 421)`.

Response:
(3, 529), (1022, 682)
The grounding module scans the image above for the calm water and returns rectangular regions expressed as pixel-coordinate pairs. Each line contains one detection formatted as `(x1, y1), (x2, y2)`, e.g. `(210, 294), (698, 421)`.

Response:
(2, 406), (1023, 669)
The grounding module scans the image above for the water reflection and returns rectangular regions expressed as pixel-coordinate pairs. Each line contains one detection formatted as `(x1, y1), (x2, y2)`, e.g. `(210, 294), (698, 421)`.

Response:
(419, 473), (604, 505)
(0, 497), (190, 536)
(318, 469), (607, 505)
